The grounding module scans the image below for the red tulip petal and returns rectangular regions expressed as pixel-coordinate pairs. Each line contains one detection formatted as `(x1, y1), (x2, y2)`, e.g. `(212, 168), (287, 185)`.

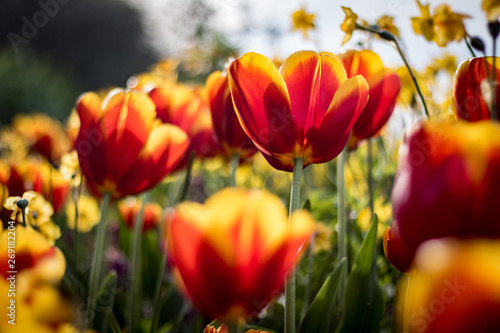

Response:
(280, 51), (347, 145)
(308, 75), (369, 164)
(76, 92), (102, 131)
(228, 52), (296, 156)
(352, 68), (401, 141)
(117, 123), (189, 196)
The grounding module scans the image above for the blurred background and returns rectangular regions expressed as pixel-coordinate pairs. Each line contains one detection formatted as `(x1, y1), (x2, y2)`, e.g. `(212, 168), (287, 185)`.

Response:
(0, 0), (486, 124)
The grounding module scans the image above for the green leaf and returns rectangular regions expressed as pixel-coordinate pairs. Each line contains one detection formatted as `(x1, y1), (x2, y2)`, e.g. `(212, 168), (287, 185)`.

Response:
(90, 270), (118, 331)
(301, 198), (312, 211)
(297, 258), (347, 333)
(338, 215), (384, 333)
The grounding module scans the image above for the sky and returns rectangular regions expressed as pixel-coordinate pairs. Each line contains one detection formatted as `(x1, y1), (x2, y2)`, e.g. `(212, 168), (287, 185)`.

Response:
(128, 0), (489, 71)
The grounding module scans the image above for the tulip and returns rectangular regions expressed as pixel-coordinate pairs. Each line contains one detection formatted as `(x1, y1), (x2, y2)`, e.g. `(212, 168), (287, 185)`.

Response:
(33, 159), (70, 214)
(12, 113), (71, 164)
(75, 88), (190, 199)
(384, 120), (500, 272)
(339, 50), (400, 148)
(149, 83), (221, 168)
(227, 51), (369, 172)
(168, 188), (313, 322)
(0, 226), (70, 332)
(399, 238), (500, 333)
(206, 71), (257, 160)
(118, 198), (162, 232)
(454, 56), (500, 121)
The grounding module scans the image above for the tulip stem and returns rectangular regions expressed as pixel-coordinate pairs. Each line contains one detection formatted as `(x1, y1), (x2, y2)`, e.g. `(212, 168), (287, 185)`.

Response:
(464, 37), (476, 57)
(337, 147), (347, 307)
(355, 24), (430, 119)
(367, 139), (374, 220)
(128, 194), (148, 333)
(227, 321), (244, 333)
(151, 158), (195, 333)
(86, 192), (111, 329)
(230, 153), (239, 187)
(285, 157), (304, 333)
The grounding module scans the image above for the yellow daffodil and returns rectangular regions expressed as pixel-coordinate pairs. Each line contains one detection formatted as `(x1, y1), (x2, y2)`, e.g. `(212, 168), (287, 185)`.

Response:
(65, 194), (100, 233)
(341, 6), (358, 45)
(27, 195), (60, 244)
(376, 15), (400, 37)
(411, 1), (470, 47)
(357, 197), (392, 239)
(3, 191), (37, 220)
(313, 222), (334, 253)
(291, 8), (316, 38)
(482, 0), (500, 21)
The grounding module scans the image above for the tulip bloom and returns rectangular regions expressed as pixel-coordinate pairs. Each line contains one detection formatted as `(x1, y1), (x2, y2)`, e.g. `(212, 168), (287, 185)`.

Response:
(33, 159), (70, 214)
(168, 188), (314, 321)
(339, 50), (400, 148)
(75, 89), (190, 199)
(399, 238), (500, 333)
(149, 83), (221, 167)
(206, 71), (257, 159)
(454, 56), (500, 121)
(228, 51), (369, 172)
(384, 120), (500, 272)
(0, 226), (71, 332)
(118, 198), (162, 232)
(12, 113), (71, 164)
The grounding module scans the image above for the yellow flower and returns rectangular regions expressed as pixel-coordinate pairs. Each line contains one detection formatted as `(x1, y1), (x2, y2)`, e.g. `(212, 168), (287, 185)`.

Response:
(3, 191), (37, 220)
(27, 195), (60, 244)
(424, 53), (457, 77)
(65, 194), (100, 233)
(411, 1), (470, 47)
(291, 8), (316, 38)
(376, 15), (400, 37)
(313, 222), (334, 253)
(395, 66), (430, 107)
(357, 197), (392, 239)
(59, 150), (81, 185)
(341, 6), (358, 45)
(0, 127), (28, 160)
(482, 0), (500, 21)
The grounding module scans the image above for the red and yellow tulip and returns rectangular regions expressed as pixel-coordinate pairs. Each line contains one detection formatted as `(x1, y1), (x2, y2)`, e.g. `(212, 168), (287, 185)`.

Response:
(167, 188), (313, 322)
(118, 198), (162, 232)
(206, 71), (257, 160)
(0, 226), (71, 332)
(75, 88), (190, 199)
(33, 159), (70, 214)
(454, 56), (500, 122)
(384, 120), (500, 272)
(398, 238), (500, 333)
(149, 83), (221, 167)
(339, 50), (400, 148)
(227, 51), (369, 171)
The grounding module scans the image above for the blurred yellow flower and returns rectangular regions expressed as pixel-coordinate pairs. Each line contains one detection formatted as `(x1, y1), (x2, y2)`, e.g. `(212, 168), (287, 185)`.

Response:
(376, 15), (400, 37)
(313, 222), (334, 253)
(341, 6), (358, 45)
(65, 194), (100, 233)
(411, 1), (470, 47)
(0, 127), (27, 160)
(27, 195), (60, 244)
(395, 66), (430, 107)
(357, 197), (392, 238)
(291, 8), (316, 38)
(60, 150), (81, 185)
(424, 53), (457, 77)
(3, 190), (37, 220)
(482, 0), (500, 21)
(128, 58), (180, 91)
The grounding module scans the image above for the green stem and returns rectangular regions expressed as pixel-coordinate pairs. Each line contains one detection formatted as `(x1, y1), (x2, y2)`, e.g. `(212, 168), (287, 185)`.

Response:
(464, 37), (476, 57)
(74, 178), (82, 272)
(356, 24), (430, 118)
(285, 157), (304, 333)
(21, 208), (27, 228)
(301, 231), (315, 319)
(230, 153), (239, 187)
(150, 158), (195, 333)
(336, 148), (347, 306)
(367, 139), (374, 221)
(175, 151), (195, 203)
(128, 194), (148, 333)
(86, 192), (111, 328)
